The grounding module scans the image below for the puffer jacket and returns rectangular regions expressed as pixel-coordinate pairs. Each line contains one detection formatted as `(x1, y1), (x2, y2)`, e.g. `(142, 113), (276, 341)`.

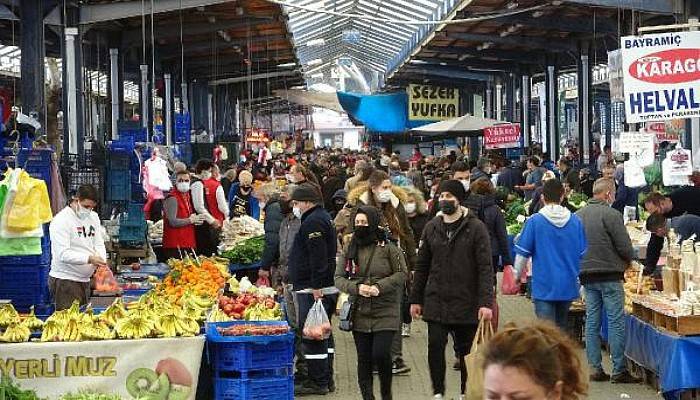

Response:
(410, 208), (494, 325)
(335, 241), (407, 333)
(463, 193), (512, 265)
(575, 199), (635, 284)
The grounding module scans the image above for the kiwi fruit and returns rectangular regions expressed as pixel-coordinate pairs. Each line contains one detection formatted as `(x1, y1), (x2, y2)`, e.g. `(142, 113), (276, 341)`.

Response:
(126, 368), (171, 400)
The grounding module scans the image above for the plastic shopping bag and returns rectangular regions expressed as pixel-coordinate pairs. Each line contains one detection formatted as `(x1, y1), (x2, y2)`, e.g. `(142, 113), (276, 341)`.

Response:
(303, 298), (332, 341)
(501, 265), (520, 295)
(464, 317), (495, 400)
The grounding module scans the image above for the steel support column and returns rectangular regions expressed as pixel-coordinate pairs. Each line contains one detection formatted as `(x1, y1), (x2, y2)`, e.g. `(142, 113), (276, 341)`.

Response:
(181, 82), (189, 113)
(495, 81), (503, 121)
(109, 48), (120, 140)
(140, 65), (150, 133)
(485, 86), (493, 119)
(577, 45), (592, 165)
(65, 27), (79, 154)
(164, 73), (173, 146)
(545, 62), (559, 161)
(521, 74), (531, 147)
(20, 0), (45, 128)
(506, 74), (516, 122)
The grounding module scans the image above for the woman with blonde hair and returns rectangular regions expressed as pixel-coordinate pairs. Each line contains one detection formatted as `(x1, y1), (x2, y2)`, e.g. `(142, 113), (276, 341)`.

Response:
(483, 321), (588, 400)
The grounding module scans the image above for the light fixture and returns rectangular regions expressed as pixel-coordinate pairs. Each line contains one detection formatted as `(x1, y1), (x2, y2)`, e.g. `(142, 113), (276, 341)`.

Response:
(306, 58), (324, 67)
(477, 42), (493, 50)
(277, 62), (297, 68)
(506, 1), (518, 9)
(310, 73), (324, 79)
(532, 10), (544, 17)
(551, 0), (562, 5)
(305, 39), (326, 47)
(458, 54), (470, 61)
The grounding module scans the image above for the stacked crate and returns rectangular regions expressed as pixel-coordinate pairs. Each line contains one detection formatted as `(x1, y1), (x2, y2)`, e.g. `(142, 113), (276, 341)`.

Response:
(119, 202), (147, 246)
(206, 321), (295, 400)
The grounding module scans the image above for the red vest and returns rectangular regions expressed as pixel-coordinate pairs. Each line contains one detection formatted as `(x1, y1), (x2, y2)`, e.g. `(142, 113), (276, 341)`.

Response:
(163, 189), (196, 249)
(203, 178), (225, 223)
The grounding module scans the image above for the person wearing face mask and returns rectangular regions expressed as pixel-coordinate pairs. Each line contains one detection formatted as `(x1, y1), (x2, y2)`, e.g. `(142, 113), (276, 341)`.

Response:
(228, 170), (260, 220)
(409, 180), (494, 399)
(335, 206), (407, 400)
(49, 185), (108, 310)
(190, 159), (229, 256)
(257, 183), (284, 283)
(429, 162), (470, 218)
(347, 169), (415, 375)
(287, 184), (338, 396)
(574, 178), (637, 384)
(401, 186), (429, 338)
(470, 157), (492, 183)
(162, 171), (203, 260)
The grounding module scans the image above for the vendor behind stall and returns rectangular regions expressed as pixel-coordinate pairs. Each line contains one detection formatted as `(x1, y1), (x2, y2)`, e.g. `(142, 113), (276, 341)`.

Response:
(646, 213), (700, 243)
(49, 185), (107, 310)
(162, 170), (204, 259)
(228, 170), (259, 219)
(191, 159), (229, 256)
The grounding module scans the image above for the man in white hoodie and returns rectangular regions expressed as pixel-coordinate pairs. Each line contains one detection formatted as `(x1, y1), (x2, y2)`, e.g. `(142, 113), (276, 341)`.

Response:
(513, 179), (587, 330)
(48, 185), (107, 310)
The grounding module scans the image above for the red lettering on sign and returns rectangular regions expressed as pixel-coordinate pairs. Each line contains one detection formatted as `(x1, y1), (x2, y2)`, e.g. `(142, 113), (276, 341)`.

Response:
(631, 48), (700, 84)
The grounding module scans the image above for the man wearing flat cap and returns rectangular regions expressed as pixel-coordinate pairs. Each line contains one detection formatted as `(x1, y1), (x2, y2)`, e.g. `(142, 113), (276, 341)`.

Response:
(287, 183), (338, 395)
(409, 180), (494, 399)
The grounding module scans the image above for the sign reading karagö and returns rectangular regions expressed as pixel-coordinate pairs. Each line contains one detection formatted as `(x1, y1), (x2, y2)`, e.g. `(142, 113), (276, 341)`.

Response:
(483, 124), (521, 149)
(620, 31), (700, 123)
(407, 84), (459, 121)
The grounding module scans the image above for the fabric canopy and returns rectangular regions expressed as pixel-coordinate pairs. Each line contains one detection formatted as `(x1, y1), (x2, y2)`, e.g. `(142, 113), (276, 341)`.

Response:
(336, 91), (430, 134)
(410, 114), (510, 137)
(272, 89), (344, 113)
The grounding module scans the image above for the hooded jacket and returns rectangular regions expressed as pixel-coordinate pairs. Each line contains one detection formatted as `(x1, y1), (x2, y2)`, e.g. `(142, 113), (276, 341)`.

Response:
(515, 204), (587, 301)
(410, 207), (494, 325)
(463, 192), (512, 265)
(260, 198), (284, 270)
(576, 199), (634, 284)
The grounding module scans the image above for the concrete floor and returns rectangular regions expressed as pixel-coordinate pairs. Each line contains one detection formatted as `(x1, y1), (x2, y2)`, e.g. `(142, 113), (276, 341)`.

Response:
(304, 292), (663, 400)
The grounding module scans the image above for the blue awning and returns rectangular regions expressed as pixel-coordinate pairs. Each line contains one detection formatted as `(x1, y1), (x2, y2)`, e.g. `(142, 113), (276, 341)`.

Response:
(336, 91), (431, 134)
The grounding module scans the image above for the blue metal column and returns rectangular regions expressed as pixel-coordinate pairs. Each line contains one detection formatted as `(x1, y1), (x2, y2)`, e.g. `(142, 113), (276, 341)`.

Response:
(20, 0), (45, 128)
(545, 58), (559, 161)
(577, 42), (592, 166)
(521, 74), (531, 147)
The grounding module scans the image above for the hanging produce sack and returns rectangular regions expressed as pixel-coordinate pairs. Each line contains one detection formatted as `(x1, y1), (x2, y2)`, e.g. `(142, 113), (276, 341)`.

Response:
(501, 265), (520, 295)
(464, 316), (495, 400)
(302, 299), (332, 341)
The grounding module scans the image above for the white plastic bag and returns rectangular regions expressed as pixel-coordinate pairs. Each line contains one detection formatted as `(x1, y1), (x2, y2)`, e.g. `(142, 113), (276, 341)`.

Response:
(303, 299), (332, 341)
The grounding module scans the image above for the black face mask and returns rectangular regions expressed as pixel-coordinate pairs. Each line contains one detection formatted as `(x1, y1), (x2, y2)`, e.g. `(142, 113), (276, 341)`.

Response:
(240, 185), (251, 192)
(354, 226), (377, 247)
(439, 200), (458, 215)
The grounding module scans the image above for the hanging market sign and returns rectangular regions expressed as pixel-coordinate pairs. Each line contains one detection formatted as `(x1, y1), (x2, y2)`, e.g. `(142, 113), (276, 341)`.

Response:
(0, 337), (204, 399)
(484, 124), (521, 149)
(620, 31), (700, 123)
(245, 128), (270, 143)
(407, 84), (459, 121)
(617, 131), (655, 167)
(644, 120), (683, 143)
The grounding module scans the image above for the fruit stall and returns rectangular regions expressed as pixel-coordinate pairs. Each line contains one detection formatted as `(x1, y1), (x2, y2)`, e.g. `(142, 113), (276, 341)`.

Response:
(0, 255), (291, 400)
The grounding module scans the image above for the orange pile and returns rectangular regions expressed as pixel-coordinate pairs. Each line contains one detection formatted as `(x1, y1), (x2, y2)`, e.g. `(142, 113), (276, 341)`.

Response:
(157, 257), (227, 301)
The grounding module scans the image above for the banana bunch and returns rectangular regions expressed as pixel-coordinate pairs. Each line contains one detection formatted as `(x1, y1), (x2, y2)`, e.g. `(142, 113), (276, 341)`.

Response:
(154, 314), (180, 338)
(174, 316), (200, 337)
(100, 299), (128, 328)
(0, 304), (20, 328)
(60, 318), (83, 342)
(81, 321), (116, 341)
(115, 316), (154, 339)
(20, 306), (43, 330)
(208, 307), (232, 323)
(40, 320), (63, 342)
(0, 322), (31, 342)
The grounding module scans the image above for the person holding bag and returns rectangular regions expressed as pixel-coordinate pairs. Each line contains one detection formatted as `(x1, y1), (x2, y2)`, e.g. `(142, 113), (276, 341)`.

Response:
(335, 206), (407, 400)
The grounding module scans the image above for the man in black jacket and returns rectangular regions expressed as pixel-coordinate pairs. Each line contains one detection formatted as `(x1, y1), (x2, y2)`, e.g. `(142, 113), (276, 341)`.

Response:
(288, 184), (338, 396)
(410, 180), (494, 398)
(643, 187), (700, 275)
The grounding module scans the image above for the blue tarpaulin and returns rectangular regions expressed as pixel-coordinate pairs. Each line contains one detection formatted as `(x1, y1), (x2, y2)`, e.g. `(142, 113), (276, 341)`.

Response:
(336, 91), (431, 134)
(626, 315), (700, 399)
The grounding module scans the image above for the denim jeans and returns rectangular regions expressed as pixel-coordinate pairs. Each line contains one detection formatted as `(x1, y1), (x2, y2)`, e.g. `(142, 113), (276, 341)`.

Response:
(533, 300), (571, 331)
(584, 281), (626, 375)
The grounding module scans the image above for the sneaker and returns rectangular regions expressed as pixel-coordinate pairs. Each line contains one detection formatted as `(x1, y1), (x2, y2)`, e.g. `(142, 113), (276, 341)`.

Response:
(294, 382), (329, 396)
(452, 358), (461, 371)
(392, 358), (411, 375)
(611, 371), (641, 384)
(589, 370), (611, 382)
(433, 395), (443, 399)
(401, 323), (411, 337)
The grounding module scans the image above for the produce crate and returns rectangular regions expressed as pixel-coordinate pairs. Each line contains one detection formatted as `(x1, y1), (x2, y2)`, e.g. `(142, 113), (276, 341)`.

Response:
(214, 372), (294, 400)
(119, 263), (170, 279)
(229, 261), (262, 273)
(119, 224), (147, 244)
(109, 137), (135, 153)
(24, 165), (52, 187)
(0, 242), (51, 266)
(206, 321), (294, 372)
(16, 149), (53, 167)
(108, 152), (131, 170)
(0, 285), (51, 310)
(121, 202), (146, 224)
(64, 167), (103, 197)
(0, 263), (50, 288)
(106, 169), (131, 202)
(632, 299), (700, 336)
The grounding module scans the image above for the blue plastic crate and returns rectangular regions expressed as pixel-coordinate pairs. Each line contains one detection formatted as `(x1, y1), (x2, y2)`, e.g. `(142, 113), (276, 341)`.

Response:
(175, 144), (192, 164)
(16, 149), (53, 167)
(0, 285), (51, 309)
(121, 202), (145, 224)
(0, 263), (50, 287)
(0, 243), (51, 266)
(229, 261), (262, 273)
(120, 263), (170, 279)
(107, 169), (131, 202)
(108, 152), (131, 170)
(23, 165), (52, 187)
(214, 373), (293, 400)
(109, 137), (135, 152)
(119, 224), (146, 243)
(206, 321), (294, 372)
(174, 126), (190, 144)
(119, 128), (147, 143)
(122, 288), (151, 297)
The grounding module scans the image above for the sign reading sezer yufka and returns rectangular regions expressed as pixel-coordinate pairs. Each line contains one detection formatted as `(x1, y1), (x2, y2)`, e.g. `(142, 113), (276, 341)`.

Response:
(407, 84), (460, 121)
(620, 31), (700, 123)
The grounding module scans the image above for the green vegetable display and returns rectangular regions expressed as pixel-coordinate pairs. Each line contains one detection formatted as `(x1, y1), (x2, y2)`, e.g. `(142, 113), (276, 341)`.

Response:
(568, 192), (589, 209)
(505, 200), (526, 225)
(0, 374), (42, 400)
(59, 391), (123, 400)
(220, 236), (265, 265)
(506, 223), (523, 236)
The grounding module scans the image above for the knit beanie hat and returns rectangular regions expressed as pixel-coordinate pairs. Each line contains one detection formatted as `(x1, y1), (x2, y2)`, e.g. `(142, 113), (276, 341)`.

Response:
(439, 179), (466, 202)
(239, 170), (253, 186)
(291, 183), (322, 203)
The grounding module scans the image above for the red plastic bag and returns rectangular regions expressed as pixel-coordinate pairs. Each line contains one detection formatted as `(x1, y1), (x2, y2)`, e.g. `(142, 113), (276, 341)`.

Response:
(501, 265), (520, 295)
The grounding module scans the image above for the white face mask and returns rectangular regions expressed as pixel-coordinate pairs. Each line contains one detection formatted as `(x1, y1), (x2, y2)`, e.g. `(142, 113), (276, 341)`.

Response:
(286, 173), (295, 183)
(293, 207), (303, 219)
(460, 179), (470, 192)
(76, 204), (91, 220)
(176, 182), (190, 193)
(259, 201), (267, 209)
(405, 202), (417, 214)
(377, 190), (392, 203)
(200, 170), (212, 180)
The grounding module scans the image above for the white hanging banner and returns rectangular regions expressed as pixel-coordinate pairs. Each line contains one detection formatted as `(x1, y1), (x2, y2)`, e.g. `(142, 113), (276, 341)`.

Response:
(663, 147), (693, 186)
(624, 160), (648, 188)
(620, 31), (700, 123)
(617, 131), (656, 167)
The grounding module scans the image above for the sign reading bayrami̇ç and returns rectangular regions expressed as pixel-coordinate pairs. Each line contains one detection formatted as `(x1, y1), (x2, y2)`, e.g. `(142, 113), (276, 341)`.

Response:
(407, 84), (459, 121)
(620, 31), (700, 123)
(483, 124), (521, 149)
(0, 336), (204, 399)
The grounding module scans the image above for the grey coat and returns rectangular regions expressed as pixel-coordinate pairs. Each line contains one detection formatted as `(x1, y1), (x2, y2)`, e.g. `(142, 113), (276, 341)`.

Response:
(277, 214), (301, 283)
(335, 241), (407, 333)
(575, 199), (634, 282)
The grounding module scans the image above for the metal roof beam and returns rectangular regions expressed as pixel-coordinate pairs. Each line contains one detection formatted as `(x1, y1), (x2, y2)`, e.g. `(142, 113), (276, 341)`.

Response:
(159, 35), (290, 56)
(423, 46), (545, 64)
(563, 0), (674, 14)
(486, 12), (617, 34)
(209, 69), (301, 86)
(402, 65), (495, 81)
(445, 32), (577, 52)
(412, 58), (524, 72)
(64, 0), (238, 25)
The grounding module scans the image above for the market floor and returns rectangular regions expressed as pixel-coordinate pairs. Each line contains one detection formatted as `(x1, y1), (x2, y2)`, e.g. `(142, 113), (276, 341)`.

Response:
(305, 292), (663, 400)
